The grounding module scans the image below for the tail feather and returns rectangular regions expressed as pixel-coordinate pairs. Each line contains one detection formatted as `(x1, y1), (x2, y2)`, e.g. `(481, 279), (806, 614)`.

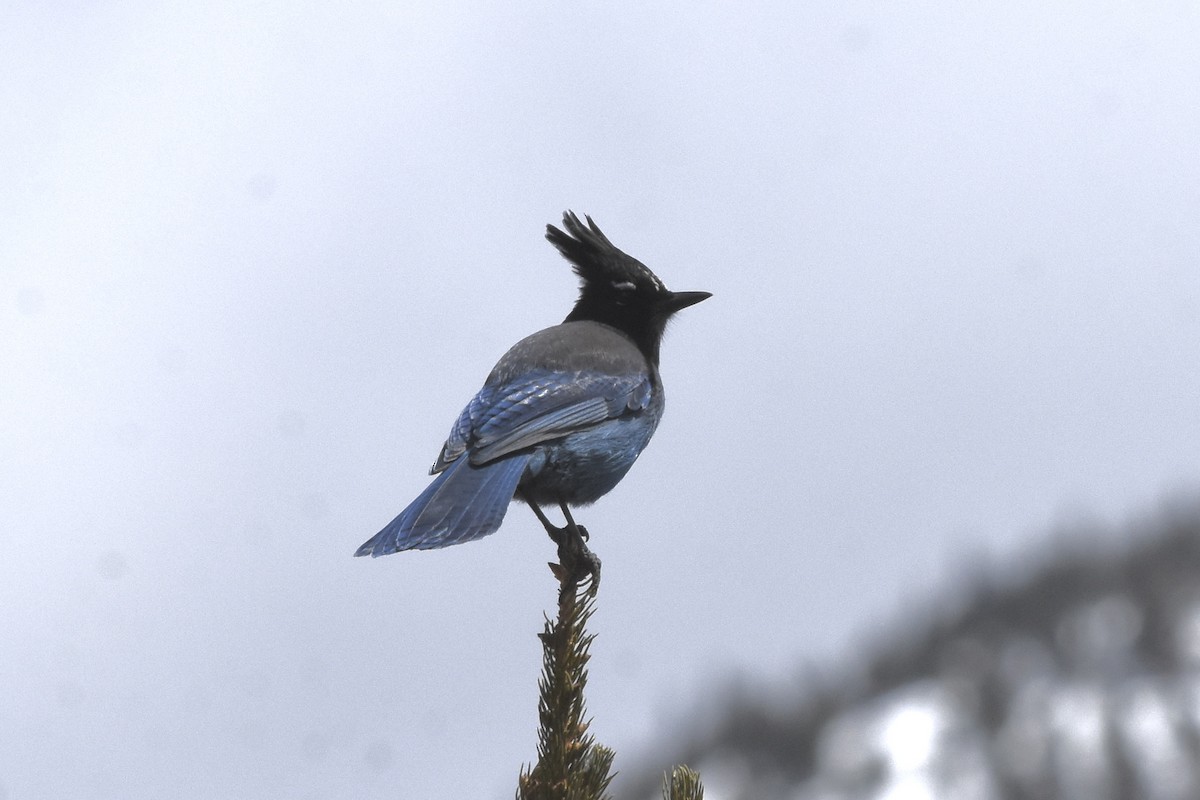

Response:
(355, 454), (531, 557)
(438, 454), (528, 547)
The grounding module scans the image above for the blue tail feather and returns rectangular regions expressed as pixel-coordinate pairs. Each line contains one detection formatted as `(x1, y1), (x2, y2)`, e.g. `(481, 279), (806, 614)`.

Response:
(437, 454), (527, 547)
(355, 454), (531, 557)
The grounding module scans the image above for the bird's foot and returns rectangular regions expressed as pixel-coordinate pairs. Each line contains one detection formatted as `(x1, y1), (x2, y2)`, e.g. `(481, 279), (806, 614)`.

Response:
(545, 521), (589, 544)
(548, 521), (601, 600)
(524, 496), (600, 598)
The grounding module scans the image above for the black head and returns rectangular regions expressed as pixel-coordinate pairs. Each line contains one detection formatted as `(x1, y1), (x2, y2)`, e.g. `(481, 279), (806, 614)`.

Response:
(545, 211), (710, 366)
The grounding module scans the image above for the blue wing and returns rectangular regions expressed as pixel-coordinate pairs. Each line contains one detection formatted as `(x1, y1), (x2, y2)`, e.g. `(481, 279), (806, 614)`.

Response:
(433, 369), (653, 470)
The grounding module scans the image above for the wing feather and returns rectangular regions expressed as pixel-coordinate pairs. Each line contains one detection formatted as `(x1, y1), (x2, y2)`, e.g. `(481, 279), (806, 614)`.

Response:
(434, 369), (652, 470)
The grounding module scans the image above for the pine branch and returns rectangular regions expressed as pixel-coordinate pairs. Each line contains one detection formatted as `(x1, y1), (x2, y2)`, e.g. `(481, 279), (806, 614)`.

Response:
(516, 523), (704, 800)
(662, 765), (704, 800)
(517, 533), (613, 800)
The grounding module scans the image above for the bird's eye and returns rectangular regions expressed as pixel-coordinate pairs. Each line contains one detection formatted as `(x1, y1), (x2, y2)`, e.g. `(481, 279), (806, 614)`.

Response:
(611, 280), (637, 291)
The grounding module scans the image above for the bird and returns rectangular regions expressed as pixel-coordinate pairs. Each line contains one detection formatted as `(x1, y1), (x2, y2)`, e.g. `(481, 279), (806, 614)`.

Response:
(355, 211), (709, 563)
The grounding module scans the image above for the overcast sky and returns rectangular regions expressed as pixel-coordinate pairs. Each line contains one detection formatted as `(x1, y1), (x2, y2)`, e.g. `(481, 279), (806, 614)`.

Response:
(3, 2), (1199, 798)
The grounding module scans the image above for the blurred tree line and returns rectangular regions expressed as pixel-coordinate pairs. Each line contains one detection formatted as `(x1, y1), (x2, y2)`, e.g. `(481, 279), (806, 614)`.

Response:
(621, 504), (1200, 800)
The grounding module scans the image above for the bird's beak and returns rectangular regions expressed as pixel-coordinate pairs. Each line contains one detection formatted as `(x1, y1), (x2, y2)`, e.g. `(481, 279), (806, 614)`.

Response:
(661, 290), (712, 313)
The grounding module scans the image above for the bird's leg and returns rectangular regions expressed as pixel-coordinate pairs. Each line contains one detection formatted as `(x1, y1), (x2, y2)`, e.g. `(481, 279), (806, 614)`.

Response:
(524, 493), (569, 545)
(557, 501), (601, 595)
(520, 491), (601, 597)
(559, 503), (589, 541)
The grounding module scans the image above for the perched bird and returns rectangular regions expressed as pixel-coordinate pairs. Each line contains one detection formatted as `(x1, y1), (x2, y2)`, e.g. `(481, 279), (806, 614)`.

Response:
(355, 211), (709, 559)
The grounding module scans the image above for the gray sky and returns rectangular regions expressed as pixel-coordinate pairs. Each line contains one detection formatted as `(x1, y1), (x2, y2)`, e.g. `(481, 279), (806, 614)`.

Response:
(3, 2), (1199, 798)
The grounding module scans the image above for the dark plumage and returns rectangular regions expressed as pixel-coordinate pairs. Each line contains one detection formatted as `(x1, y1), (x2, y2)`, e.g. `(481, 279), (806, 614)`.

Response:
(355, 212), (709, 557)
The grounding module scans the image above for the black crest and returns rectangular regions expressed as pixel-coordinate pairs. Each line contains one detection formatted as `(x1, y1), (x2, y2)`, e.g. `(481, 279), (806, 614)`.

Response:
(545, 211), (667, 294)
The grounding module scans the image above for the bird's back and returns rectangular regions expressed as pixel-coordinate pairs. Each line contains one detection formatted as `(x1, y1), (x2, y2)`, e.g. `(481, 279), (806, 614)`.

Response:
(489, 321), (665, 506)
(486, 320), (656, 387)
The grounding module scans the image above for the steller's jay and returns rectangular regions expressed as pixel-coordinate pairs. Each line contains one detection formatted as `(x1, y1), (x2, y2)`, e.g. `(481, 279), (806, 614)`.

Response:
(355, 211), (709, 565)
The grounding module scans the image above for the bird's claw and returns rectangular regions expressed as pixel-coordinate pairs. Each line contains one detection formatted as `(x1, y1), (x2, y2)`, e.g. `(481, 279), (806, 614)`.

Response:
(554, 545), (601, 601)
(579, 549), (601, 596)
(526, 498), (600, 598)
(551, 522), (601, 600)
(544, 522), (589, 545)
